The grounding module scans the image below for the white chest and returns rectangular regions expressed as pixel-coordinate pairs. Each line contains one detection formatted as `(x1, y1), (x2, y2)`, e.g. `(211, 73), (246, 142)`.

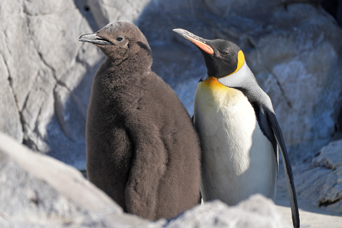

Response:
(194, 77), (277, 205)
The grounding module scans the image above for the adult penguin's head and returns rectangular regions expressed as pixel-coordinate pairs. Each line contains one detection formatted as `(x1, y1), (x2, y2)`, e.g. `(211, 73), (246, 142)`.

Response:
(173, 28), (245, 78)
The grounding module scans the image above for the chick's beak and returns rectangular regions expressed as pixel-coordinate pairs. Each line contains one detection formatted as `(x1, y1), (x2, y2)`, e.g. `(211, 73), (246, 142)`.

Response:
(79, 33), (113, 46)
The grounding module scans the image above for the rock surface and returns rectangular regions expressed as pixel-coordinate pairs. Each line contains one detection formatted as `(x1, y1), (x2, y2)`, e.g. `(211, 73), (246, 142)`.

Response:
(0, 131), (164, 227)
(279, 139), (342, 214)
(0, 131), (287, 228)
(276, 186), (342, 228)
(0, 0), (104, 170)
(312, 139), (342, 169)
(166, 195), (290, 228)
(88, 0), (150, 29)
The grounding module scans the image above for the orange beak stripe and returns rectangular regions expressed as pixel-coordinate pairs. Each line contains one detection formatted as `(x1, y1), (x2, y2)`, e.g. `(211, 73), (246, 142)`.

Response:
(188, 38), (214, 55)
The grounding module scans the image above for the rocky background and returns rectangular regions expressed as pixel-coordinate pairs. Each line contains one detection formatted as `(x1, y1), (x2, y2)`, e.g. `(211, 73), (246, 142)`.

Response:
(1, 0), (342, 227)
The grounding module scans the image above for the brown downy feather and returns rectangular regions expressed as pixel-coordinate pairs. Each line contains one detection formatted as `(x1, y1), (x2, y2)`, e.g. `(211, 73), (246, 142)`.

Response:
(80, 21), (201, 220)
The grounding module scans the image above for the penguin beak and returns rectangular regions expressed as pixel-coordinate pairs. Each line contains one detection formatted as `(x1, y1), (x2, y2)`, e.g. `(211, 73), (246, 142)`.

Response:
(173, 28), (214, 55)
(79, 33), (113, 46)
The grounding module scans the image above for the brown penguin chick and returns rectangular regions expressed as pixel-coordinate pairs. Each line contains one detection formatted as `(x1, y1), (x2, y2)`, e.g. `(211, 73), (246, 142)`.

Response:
(79, 21), (201, 220)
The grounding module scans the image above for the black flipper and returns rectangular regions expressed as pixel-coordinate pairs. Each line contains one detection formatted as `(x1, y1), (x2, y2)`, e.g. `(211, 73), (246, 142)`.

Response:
(266, 108), (300, 228)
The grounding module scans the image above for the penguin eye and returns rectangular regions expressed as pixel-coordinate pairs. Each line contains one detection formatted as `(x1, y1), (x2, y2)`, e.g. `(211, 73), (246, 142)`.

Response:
(220, 51), (228, 55)
(115, 36), (124, 42)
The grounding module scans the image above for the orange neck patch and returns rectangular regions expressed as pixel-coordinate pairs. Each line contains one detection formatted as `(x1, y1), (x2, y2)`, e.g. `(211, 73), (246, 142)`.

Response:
(197, 76), (236, 105)
(202, 77), (227, 90)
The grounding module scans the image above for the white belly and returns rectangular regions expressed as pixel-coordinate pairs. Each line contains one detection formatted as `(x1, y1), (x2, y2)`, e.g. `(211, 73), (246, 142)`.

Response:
(194, 77), (277, 205)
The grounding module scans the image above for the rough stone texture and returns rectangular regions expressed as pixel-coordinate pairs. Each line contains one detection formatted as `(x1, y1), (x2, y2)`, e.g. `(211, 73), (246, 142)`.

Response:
(279, 139), (342, 214)
(0, 131), (165, 228)
(88, 0), (151, 29)
(0, 54), (22, 142)
(165, 195), (290, 228)
(0, 0), (104, 170)
(312, 139), (342, 169)
(0, 131), (288, 227)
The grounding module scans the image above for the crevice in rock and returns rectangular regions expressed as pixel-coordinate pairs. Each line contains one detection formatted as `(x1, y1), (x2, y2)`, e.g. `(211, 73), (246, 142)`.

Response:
(37, 51), (56, 77)
(2, 31), (12, 56)
(337, 108), (342, 135)
(22, 134), (39, 152)
(243, 39), (294, 110)
(19, 91), (39, 150)
(126, 0), (140, 13)
(0, 52), (24, 143)
(36, 44), (78, 93)
(23, 7), (77, 17)
(1, 41), (16, 104)
(318, 198), (341, 207)
(2, 57), (13, 90)
(263, 62), (293, 109)
(272, 73), (293, 109)
(57, 80), (72, 91)
(332, 92), (342, 140)
(34, 105), (45, 139)
(21, 90), (31, 115)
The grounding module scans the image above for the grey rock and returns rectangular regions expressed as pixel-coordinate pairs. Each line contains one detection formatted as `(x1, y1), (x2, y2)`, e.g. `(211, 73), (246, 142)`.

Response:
(54, 84), (86, 144)
(88, 0), (151, 29)
(279, 139), (342, 214)
(294, 166), (342, 214)
(165, 194), (290, 228)
(0, 131), (164, 228)
(0, 54), (22, 142)
(312, 139), (342, 170)
(0, 0), (104, 170)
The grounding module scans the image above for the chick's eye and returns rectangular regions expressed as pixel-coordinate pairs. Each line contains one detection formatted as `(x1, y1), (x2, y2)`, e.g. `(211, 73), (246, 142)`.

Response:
(115, 36), (123, 42)
(220, 51), (228, 55)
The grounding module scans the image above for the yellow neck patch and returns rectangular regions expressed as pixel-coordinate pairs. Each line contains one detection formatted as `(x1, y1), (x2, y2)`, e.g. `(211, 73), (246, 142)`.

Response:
(197, 76), (239, 107)
(228, 50), (245, 76)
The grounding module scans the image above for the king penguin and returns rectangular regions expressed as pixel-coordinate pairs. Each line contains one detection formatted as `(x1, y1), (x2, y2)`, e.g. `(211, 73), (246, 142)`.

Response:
(173, 29), (300, 227)
(78, 21), (201, 220)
